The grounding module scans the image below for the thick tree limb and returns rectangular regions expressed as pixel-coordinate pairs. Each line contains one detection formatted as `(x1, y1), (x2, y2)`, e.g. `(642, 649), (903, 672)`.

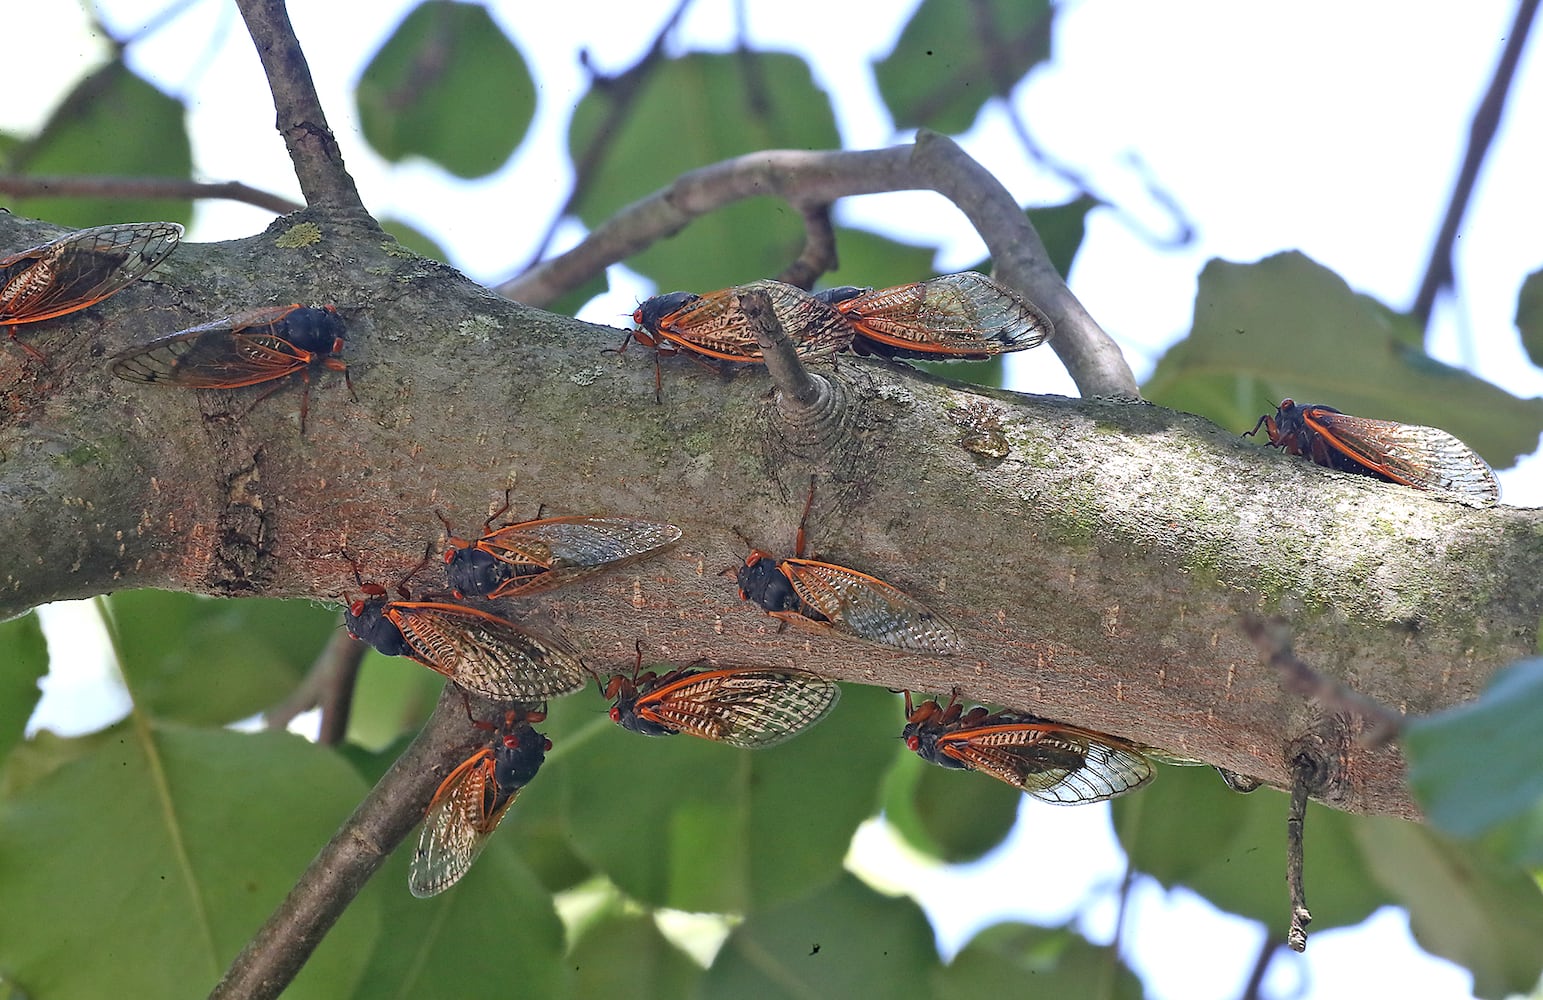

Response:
(1, 210), (1536, 825)
(234, 0), (367, 214)
(0, 175), (302, 215)
(498, 134), (1138, 397)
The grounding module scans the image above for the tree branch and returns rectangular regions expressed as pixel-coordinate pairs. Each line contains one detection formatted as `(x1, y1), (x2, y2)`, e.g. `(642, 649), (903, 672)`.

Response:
(498, 134), (1138, 397)
(233, 0), (367, 214)
(0, 175), (302, 215)
(1411, 0), (1540, 328)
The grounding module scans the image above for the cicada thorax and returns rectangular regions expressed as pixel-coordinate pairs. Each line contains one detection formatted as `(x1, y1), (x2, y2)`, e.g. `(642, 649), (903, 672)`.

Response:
(1247, 397), (1499, 504)
(901, 691), (1156, 805)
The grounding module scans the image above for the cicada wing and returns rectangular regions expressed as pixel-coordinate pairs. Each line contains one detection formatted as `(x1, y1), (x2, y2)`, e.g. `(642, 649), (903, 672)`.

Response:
(409, 751), (517, 898)
(659, 280), (853, 361)
(938, 722), (1154, 804)
(110, 307), (316, 386)
(839, 272), (1052, 355)
(783, 559), (962, 654)
(1308, 410), (1499, 504)
(389, 603), (590, 700)
(0, 222), (182, 324)
(478, 517), (682, 597)
(638, 668), (841, 748)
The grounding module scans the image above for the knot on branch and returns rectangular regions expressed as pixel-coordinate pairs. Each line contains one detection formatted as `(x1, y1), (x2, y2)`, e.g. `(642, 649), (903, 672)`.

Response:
(1285, 713), (1354, 806)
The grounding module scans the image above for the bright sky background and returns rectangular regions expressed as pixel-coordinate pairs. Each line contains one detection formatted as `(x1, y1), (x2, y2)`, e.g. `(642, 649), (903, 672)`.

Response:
(10, 1), (1541, 998)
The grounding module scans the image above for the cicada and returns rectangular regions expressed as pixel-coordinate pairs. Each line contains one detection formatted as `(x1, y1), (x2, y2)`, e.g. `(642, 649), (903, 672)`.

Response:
(2, 221), (182, 358)
(817, 271), (1052, 360)
(902, 691), (1155, 804)
(1246, 398), (1498, 505)
(630, 279), (854, 364)
(344, 582), (588, 701)
(442, 499), (680, 601)
(110, 304), (351, 433)
(409, 704), (550, 897)
(599, 645), (839, 748)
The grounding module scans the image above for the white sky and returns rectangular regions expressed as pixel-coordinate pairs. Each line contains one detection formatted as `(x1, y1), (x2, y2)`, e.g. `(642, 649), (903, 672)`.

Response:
(11, 1), (1539, 997)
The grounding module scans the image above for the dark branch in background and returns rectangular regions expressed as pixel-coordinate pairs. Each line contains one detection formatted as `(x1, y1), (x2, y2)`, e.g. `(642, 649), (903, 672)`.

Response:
(1243, 615), (1405, 746)
(264, 627), (367, 746)
(1286, 760), (1313, 952)
(233, 0), (367, 214)
(499, 134), (1139, 397)
(212, 689), (478, 1000)
(1411, 0), (1540, 329)
(1239, 937), (1282, 1000)
(775, 203), (839, 289)
(0, 175), (301, 215)
(516, 0), (691, 272)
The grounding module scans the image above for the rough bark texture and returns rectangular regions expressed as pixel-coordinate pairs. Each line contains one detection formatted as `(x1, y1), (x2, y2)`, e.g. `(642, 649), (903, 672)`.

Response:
(3, 210), (1540, 822)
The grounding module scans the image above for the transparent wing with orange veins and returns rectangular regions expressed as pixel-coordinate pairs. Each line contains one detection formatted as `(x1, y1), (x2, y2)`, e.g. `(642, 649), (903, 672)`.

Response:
(0, 222), (182, 324)
(838, 272), (1052, 354)
(659, 280), (854, 360)
(110, 307), (319, 387)
(1308, 411), (1499, 505)
(638, 668), (841, 748)
(782, 558), (962, 654)
(477, 517), (682, 596)
(389, 602), (589, 700)
(409, 751), (517, 898)
(937, 722), (1155, 804)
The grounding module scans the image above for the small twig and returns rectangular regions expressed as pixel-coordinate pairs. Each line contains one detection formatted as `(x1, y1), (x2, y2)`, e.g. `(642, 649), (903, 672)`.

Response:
(775, 203), (838, 290)
(233, 0), (366, 213)
(1286, 757), (1313, 953)
(740, 287), (821, 409)
(1239, 935), (1281, 1000)
(0, 176), (301, 215)
(498, 135), (1135, 397)
(263, 626), (366, 740)
(1411, 0), (1539, 329)
(211, 686), (477, 1000)
(1242, 615), (1404, 746)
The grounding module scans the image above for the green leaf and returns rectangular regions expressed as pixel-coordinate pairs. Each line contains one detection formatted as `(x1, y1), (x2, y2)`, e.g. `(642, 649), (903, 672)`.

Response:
(557, 683), (893, 912)
(1516, 268), (1543, 369)
(874, 0), (1054, 133)
(357, 1), (535, 178)
(1406, 657), (1543, 854)
(0, 726), (376, 1000)
(6, 60), (192, 227)
(938, 923), (1142, 1000)
(882, 747), (1019, 862)
(1026, 195), (1098, 279)
(568, 914), (701, 999)
(1115, 764), (1387, 934)
(345, 649), (442, 751)
(821, 227), (940, 291)
(1352, 817), (1543, 999)
(569, 51), (840, 292)
(106, 592), (339, 727)
(351, 839), (571, 999)
(1145, 252), (1543, 469)
(379, 217), (449, 263)
(700, 874), (938, 999)
(545, 271), (609, 318)
(0, 613), (47, 764)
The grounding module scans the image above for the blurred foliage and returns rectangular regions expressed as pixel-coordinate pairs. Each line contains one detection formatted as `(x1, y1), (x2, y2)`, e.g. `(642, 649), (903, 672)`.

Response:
(1518, 268), (1543, 369)
(1, 59), (192, 228)
(4, 2), (1541, 998)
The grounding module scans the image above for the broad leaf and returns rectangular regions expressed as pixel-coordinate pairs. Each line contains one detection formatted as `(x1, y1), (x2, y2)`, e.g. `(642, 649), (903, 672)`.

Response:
(357, 1), (535, 178)
(0, 613), (46, 764)
(5, 60), (191, 227)
(558, 683), (892, 912)
(938, 923), (1142, 1000)
(874, 0), (1054, 133)
(380, 217), (449, 263)
(1145, 253), (1543, 469)
(568, 914), (701, 999)
(0, 726), (375, 1000)
(881, 747), (1019, 862)
(700, 874), (937, 999)
(1516, 268), (1543, 369)
(569, 51), (839, 292)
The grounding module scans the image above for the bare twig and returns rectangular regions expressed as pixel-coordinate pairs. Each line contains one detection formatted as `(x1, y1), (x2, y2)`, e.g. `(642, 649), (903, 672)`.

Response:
(775, 203), (839, 290)
(264, 626), (366, 745)
(0, 175), (301, 216)
(740, 287), (821, 409)
(233, 0), (366, 213)
(211, 687), (477, 1000)
(1286, 757), (1313, 952)
(499, 134), (1136, 397)
(1242, 615), (1405, 746)
(1411, 0), (1540, 329)
(1239, 936), (1281, 1000)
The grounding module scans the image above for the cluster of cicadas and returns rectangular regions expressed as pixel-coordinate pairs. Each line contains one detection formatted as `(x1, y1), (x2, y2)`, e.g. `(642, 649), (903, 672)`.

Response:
(3, 220), (1502, 897)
